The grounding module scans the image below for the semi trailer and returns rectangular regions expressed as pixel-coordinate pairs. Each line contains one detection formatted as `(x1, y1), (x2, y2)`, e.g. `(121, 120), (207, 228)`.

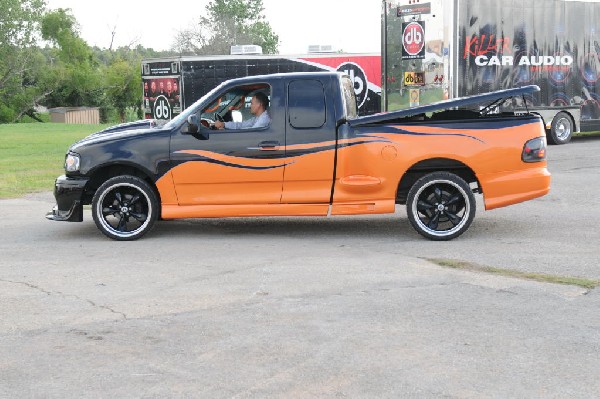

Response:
(382, 0), (600, 144)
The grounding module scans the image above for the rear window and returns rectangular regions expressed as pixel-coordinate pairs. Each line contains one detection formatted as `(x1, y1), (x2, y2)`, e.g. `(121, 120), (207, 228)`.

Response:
(341, 76), (358, 119)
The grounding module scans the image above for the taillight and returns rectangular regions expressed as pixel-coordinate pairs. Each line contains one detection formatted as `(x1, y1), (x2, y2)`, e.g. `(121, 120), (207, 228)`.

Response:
(522, 137), (547, 162)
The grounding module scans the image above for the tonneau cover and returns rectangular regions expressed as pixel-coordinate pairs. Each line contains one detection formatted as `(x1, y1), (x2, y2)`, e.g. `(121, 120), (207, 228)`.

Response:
(349, 85), (540, 127)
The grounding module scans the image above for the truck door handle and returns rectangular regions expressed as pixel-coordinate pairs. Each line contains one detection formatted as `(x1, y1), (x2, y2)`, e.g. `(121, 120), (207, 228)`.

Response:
(258, 140), (280, 151)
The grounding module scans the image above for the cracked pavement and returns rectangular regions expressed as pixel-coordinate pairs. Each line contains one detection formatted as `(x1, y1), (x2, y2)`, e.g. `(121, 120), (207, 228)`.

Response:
(1, 136), (600, 398)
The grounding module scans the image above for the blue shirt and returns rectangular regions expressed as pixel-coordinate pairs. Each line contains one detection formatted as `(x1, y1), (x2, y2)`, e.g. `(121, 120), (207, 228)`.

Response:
(224, 111), (270, 130)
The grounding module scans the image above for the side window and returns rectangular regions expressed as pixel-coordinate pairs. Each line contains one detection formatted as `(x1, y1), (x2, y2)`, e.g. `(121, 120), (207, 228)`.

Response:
(288, 80), (326, 128)
(198, 84), (271, 129)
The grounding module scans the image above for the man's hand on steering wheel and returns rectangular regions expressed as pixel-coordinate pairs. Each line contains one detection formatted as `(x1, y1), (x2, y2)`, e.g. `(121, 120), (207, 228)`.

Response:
(213, 113), (225, 129)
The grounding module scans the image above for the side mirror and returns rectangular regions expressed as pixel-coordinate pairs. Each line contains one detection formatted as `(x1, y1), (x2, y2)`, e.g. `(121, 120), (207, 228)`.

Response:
(187, 114), (199, 132)
(185, 114), (209, 140)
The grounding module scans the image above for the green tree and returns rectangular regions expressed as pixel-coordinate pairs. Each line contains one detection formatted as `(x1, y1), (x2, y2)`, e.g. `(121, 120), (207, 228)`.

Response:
(173, 0), (279, 55)
(41, 8), (103, 108)
(104, 57), (142, 123)
(0, 1), (183, 124)
(0, 0), (47, 122)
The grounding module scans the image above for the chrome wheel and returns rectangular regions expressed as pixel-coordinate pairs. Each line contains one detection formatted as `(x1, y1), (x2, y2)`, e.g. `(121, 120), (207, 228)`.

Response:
(554, 117), (571, 141)
(548, 112), (573, 145)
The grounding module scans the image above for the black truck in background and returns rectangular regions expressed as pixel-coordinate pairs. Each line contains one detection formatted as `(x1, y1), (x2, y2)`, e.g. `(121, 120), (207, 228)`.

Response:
(142, 53), (382, 121)
(382, 0), (600, 144)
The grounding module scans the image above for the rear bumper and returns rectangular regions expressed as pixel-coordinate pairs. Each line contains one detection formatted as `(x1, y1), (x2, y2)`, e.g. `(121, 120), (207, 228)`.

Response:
(481, 167), (551, 210)
(45, 175), (89, 222)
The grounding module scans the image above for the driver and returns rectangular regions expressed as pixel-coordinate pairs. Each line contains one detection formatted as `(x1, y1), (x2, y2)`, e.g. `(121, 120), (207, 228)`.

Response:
(214, 92), (270, 130)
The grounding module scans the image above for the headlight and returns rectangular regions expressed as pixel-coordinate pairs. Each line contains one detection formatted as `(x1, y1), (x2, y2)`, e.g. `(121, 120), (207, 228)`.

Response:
(65, 153), (81, 172)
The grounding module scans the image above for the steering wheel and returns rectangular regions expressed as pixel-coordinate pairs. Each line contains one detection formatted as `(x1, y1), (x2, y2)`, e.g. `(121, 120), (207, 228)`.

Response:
(200, 118), (222, 130)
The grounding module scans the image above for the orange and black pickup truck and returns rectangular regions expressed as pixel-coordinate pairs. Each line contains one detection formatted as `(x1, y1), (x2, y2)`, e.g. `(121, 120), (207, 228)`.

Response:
(46, 72), (551, 241)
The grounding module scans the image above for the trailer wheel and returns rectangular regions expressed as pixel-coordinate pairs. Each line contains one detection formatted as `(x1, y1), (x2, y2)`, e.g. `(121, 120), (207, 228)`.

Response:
(406, 172), (476, 241)
(548, 112), (573, 145)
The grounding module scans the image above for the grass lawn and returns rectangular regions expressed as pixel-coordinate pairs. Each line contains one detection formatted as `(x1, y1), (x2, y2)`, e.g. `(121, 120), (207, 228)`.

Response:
(0, 123), (110, 199)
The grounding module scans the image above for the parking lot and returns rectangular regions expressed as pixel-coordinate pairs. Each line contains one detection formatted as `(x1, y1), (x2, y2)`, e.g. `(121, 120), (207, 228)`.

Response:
(1, 135), (600, 398)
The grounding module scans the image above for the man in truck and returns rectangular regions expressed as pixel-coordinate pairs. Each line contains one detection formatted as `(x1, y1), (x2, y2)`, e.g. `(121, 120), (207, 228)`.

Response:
(214, 92), (271, 130)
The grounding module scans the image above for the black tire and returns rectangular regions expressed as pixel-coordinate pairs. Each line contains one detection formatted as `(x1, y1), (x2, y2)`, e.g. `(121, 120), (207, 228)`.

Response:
(406, 172), (476, 241)
(91, 175), (158, 241)
(547, 112), (573, 145)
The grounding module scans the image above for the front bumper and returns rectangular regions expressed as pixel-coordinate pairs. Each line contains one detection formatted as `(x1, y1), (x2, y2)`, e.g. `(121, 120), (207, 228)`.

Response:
(45, 175), (89, 222)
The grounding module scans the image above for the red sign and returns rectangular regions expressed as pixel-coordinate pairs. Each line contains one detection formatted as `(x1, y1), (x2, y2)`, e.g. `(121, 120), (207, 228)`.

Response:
(299, 55), (381, 109)
(464, 34), (512, 58)
(299, 55), (381, 88)
(402, 21), (425, 59)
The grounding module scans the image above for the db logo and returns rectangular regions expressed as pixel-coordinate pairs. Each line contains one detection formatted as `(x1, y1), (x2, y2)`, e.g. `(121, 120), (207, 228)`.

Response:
(403, 21), (425, 56)
(337, 62), (368, 108)
(153, 96), (171, 120)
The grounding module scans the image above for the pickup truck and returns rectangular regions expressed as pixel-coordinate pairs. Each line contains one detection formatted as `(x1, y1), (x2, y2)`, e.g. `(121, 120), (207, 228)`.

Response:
(46, 72), (551, 241)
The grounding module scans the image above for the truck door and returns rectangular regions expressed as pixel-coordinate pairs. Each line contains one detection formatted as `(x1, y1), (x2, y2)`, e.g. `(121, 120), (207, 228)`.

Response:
(169, 82), (286, 205)
(281, 77), (338, 204)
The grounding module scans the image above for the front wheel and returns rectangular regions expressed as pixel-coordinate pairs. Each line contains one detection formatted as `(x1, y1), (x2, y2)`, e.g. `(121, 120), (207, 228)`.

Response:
(406, 172), (476, 241)
(92, 175), (158, 241)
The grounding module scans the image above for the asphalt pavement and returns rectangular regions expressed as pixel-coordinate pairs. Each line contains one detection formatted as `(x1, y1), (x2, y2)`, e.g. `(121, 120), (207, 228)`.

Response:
(1, 135), (599, 398)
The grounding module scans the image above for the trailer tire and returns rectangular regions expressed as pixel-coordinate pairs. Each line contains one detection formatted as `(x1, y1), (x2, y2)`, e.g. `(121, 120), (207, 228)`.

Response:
(548, 112), (573, 145)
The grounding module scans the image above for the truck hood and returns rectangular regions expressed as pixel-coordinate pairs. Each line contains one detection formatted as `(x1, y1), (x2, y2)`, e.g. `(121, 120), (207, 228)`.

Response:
(71, 124), (166, 151)
(349, 85), (540, 127)
(91, 119), (165, 135)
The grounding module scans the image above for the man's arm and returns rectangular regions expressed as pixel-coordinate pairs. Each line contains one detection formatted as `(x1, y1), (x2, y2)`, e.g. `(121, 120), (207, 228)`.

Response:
(224, 112), (270, 129)
(224, 117), (256, 130)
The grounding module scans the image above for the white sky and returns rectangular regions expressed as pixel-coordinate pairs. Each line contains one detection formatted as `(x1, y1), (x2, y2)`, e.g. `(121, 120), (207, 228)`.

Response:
(43, 0), (382, 54)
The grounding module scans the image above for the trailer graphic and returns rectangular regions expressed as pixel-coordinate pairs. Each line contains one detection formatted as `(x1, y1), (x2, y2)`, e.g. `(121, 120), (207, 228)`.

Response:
(382, 0), (600, 144)
(142, 54), (381, 120)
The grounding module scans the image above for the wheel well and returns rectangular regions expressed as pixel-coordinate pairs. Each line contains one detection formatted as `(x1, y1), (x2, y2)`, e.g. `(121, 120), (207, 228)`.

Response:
(83, 164), (160, 205)
(396, 158), (479, 204)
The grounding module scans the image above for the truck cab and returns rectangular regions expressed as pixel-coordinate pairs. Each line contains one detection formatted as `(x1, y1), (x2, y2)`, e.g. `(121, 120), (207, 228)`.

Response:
(47, 73), (358, 239)
(166, 72), (353, 207)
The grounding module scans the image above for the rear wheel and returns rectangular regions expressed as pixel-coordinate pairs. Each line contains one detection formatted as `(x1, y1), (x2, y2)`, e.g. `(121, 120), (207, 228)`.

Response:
(92, 175), (158, 241)
(406, 172), (476, 241)
(547, 111), (573, 145)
